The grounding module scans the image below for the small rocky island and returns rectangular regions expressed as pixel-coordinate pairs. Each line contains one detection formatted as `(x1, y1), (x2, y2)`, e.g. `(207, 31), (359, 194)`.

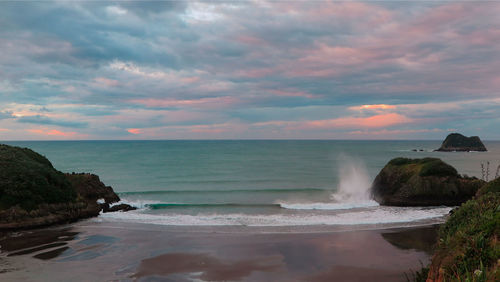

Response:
(371, 157), (484, 206)
(435, 133), (487, 152)
(0, 144), (135, 229)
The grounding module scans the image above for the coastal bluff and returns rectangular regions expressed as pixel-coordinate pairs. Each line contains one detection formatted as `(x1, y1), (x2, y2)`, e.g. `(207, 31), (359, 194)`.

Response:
(0, 144), (134, 229)
(371, 157), (484, 206)
(426, 177), (500, 281)
(436, 133), (487, 152)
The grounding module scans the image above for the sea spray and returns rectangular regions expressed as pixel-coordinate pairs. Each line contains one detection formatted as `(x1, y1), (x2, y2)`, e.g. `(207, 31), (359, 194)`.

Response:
(277, 155), (379, 210)
(330, 155), (376, 204)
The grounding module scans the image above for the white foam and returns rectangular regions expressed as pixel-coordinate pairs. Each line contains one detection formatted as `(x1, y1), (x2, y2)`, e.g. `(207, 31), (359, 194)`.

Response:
(114, 199), (163, 209)
(279, 201), (379, 210)
(98, 206), (452, 226)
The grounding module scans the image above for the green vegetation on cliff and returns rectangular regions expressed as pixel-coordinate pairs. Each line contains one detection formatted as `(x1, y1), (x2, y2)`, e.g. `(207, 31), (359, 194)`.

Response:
(372, 158), (483, 206)
(388, 157), (458, 177)
(427, 191), (499, 281)
(0, 144), (76, 210)
(0, 143), (133, 229)
(477, 177), (500, 196)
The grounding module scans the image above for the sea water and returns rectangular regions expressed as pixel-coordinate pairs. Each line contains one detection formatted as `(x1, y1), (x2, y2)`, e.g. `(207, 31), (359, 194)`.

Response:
(4, 140), (500, 228)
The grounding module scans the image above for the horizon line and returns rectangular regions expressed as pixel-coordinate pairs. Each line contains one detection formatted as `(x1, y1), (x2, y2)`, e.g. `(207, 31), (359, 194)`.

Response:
(2, 138), (499, 142)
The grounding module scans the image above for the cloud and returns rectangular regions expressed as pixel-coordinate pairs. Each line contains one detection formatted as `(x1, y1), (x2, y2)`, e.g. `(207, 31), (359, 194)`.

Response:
(349, 104), (397, 111)
(17, 115), (88, 128)
(27, 129), (78, 137)
(127, 128), (142, 134)
(254, 113), (413, 131)
(129, 96), (238, 109)
(0, 111), (14, 120)
(94, 77), (119, 87)
(0, 1), (499, 139)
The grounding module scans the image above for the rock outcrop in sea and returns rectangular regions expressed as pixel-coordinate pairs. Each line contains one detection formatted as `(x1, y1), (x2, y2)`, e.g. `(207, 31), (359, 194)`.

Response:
(371, 157), (484, 206)
(435, 133), (487, 152)
(0, 144), (135, 229)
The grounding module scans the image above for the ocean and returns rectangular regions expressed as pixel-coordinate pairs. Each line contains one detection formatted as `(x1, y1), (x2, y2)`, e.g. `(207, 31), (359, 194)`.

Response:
(4, 140), (500, 230)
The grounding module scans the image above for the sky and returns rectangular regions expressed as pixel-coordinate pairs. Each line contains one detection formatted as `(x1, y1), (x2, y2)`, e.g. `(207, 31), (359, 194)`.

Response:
(0, 1), (499, 140)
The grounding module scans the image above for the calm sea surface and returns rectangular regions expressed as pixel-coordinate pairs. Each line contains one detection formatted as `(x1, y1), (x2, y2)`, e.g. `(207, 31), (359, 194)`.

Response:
(4, 140), (500, 228)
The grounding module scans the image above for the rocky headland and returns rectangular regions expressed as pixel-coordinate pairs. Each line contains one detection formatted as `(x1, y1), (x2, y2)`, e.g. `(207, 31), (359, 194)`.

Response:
(435, 133), (487, 152)
(0, 144), (135, 230)
(371, 157), (499, 281)
(371, 157), (484, 206)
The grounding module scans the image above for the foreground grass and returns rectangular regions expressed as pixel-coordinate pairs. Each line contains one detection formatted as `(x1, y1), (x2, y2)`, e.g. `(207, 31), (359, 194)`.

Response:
(420, 177), (499, 281)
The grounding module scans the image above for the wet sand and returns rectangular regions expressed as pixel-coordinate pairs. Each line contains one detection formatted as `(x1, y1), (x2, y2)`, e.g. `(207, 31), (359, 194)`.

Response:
(0, 220), (438, 281)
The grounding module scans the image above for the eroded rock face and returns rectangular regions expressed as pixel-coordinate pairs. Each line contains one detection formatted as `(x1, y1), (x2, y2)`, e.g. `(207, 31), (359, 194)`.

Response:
(65, 173), (120, 204)
(0, 144), (134, 230)
(436, 133), (487, 152)
(371, 158), (484, 206)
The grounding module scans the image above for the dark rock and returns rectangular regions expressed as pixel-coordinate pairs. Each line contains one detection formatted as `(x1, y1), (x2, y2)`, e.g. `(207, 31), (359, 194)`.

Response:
(435, 133), (487, 152)
(0, 144), (135, 230)
(102, 203), (137, 213)
(65, 173), (120, 204)
(371, 157), (484, 206)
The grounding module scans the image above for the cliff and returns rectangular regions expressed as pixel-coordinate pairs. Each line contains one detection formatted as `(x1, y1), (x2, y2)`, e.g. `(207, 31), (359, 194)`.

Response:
(426, 185), (499, 281)
(0, 144), (134, 230)
(371, 158), (484, 206)
(436, 133), (487, 152)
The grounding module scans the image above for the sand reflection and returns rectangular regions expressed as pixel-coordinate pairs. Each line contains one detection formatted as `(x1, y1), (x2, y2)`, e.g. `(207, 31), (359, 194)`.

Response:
(132, 253), (283, 281)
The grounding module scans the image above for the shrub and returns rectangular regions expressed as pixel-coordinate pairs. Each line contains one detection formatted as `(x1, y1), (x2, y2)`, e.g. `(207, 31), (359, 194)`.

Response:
(419, 159), (457, 177)
(436, 193), (500, 280)
(0, 144), (76, 211)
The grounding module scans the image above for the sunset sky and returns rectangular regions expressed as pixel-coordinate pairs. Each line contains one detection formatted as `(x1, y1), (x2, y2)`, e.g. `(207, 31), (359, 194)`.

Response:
(0, 1), (499, 140)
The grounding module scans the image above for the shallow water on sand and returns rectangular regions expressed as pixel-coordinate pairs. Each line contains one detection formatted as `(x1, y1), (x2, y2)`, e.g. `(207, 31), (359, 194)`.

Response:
(0, 221), (439, 281)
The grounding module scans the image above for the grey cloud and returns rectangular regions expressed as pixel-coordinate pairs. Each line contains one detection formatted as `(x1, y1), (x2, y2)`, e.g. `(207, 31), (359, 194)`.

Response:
(17, 115), (88, 128)
(0, 111), (13, 120)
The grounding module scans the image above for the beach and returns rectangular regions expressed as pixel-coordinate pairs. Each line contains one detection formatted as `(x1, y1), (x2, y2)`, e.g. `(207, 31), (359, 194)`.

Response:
(1, 220), (437, 281)
(1, 140), (498, 281)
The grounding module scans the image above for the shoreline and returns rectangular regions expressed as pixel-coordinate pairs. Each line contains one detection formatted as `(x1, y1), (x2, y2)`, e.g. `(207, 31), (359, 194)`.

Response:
(1, 219), (439, 281)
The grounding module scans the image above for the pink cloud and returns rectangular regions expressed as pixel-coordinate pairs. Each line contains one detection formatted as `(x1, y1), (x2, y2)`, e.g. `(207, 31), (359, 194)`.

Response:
(296, 45), (375, 70)
(307, 113), (412, 129)
(254, 113), (414, 131)
(127, 128), (142, 134)
(349, 104), (397, 111)
(129, 96), (238, 109)
(119, 123), (247, 138)
(95, 77), (119, 87)
(348, 128), (447, 136)
(466, 28), (500, 46)
(408, 3), (473, 35)
(279, 3), (499, 80)
(234, 68), (275, 78)
(28, 129), (78, 137)
(269, 89), (318, 99)
(189, 127), (226, 134)
(278, 2), (393, 26)
(235, 35), (266, 46)
(0, 128), (9, 132)
(181, 76), (201, 83)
